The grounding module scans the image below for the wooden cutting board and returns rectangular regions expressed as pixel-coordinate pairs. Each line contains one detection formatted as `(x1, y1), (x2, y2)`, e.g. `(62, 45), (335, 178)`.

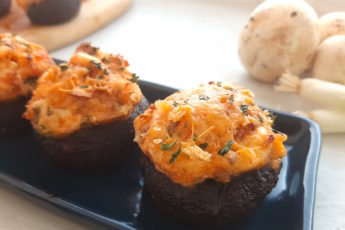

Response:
(0, 0), (132, 51)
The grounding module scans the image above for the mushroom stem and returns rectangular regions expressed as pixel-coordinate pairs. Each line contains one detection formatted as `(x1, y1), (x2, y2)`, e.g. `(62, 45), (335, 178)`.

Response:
(274, 71), (345, 109)
(295, 109), (345, 134)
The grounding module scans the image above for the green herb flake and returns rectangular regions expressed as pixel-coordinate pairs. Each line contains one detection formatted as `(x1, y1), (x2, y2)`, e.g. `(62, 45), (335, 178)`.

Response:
(216, 81), (222, 87)
(218, 140), (234, 156)
(268, 111), (277, 124)
(59, 64), (68, 71)
(229, 94), (234, 103)
(199, 143), (208, 150)
(19, 42), (29, 48)
(97, 75), (103, 80)
(92, 47), (98, 54)
(199, 95), (209, 101)
(240, 104), (248, 116)
(33, 107), (40, 125)
(103, 68), (110, 75)
(268, 111), (275, 119)
(169, 145), (181, 164)
(130, 74), (139, 83)
(193, 135), (198, 141)
(173, 101), (179, 107)
(79, 85), (88, 89)
(80, 116), (92, 128)
(47, 107), (53, 116)
(259, 115), (264, 123)
(101, 58), (110, 64)
(161, 141), (177, 151)
(120, 67), (125, 71)
(24, 77), (37, 86)
(90, 60), (102, 70)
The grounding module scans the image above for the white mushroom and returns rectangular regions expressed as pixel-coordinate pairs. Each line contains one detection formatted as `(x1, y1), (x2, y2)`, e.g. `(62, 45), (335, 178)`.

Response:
(238, 0), (319, 83)
(319, 12), (345, 42)
(312, 35), (345, 85)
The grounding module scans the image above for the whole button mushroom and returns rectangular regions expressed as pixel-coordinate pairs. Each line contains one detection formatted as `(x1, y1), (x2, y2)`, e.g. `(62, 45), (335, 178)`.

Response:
(238, 0), (319, 83)
(319, 12), (345, 42)
(312, 35), (345, 85)
(0, 0), (11, 17)
(17, 0), (81, 25)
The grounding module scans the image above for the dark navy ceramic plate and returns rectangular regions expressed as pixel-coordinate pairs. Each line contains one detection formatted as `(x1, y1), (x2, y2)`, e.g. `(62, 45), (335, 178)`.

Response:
(0, 80), (321, 230)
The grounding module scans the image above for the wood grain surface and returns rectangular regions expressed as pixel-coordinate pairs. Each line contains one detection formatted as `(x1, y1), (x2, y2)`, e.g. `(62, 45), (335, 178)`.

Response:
(0, 0), (132, 51)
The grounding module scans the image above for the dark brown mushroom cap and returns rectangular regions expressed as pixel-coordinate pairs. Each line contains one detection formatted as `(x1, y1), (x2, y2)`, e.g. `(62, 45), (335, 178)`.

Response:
(141, 154), (280, 224)
(26, 0), (81, 25)
(0, 0), (11, 17)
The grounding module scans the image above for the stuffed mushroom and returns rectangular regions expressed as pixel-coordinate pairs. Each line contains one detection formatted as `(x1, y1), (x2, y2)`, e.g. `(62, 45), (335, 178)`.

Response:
(0, 33), (54, 132)
(134, 82), (287, 223)
(24, 43), (148, 169)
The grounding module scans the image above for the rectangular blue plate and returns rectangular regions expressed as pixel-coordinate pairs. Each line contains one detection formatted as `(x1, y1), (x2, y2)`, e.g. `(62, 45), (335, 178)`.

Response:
(0, 80), (321, 230)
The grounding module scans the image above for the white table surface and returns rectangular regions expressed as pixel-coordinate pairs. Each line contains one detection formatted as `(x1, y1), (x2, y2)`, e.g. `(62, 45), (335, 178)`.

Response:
(1, 0), (344, 229)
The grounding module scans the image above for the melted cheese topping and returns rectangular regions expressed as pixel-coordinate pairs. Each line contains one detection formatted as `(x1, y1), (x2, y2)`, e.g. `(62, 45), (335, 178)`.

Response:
(24, 43), (143, 137)
(134, 82), (287, 187)
(0, 33), (54, 102)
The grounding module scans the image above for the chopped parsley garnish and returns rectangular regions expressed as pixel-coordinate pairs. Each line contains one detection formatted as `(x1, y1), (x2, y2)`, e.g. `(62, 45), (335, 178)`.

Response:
(199, 143), (208, 150)
(193, 135), (198, 141)
(104, 68), (110, 75)
(259, 115), (264, 123)
(59, 64), (68, 71)
(33, 107), (40, 125)
(229, 94), (234, 103)
(80, 116), (92, 128)
(161, 141), (176, 151)
(199, 95), (209, 101)
(92, 47), (98, 54)
(169, 145), (181, 164)
(19, 42), (29, 48)
(120, 67), (125, 71)
(79, 85), (88, 89)
(240, 104), (248, 116)
(97, 75), (103, 80)
(216, 81), (222, 87)
(102, 58), (110, 64)
(218, 140), (234, 156)
(130, 74), (139, 83)
(173, 101), (179, 107)
(24, 77), (37, 86)
(47, 107), (53, 116)
(268, 111), (277, 124)
(90, 60), (102, 70)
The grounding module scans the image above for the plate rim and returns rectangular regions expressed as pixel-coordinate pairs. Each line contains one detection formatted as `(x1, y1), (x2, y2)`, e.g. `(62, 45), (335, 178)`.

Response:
(0, 79), (321, 230)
